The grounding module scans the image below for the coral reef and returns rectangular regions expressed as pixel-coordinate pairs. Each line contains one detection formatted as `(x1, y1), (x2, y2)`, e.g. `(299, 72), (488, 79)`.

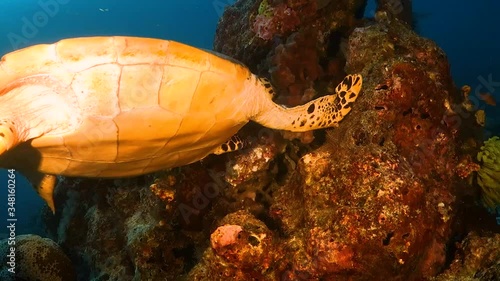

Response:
(252, 0), (303, 41)
(189, 211), (278, 280)
(214, 0), (366, 107)
(215, 6), (462, 279)
(0, 234), (75, 281)
(46, 177), (193, 280)
(376, 0), (413, 26)
(222, 129), (282, 208)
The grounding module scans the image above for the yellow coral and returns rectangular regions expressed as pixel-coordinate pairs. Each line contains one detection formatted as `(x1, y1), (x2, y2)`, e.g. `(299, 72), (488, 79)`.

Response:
(476, 136), (500, 210)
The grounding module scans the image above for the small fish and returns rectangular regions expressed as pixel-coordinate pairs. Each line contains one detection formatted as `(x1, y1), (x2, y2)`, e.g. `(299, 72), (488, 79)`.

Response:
(475, 110), (485, 126)
(479, 92), (496, 106)
(99, 8), (109, 12)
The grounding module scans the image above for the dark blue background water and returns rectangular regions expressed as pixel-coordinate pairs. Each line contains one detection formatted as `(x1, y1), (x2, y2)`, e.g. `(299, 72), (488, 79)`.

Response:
(0, 0), (499, 236)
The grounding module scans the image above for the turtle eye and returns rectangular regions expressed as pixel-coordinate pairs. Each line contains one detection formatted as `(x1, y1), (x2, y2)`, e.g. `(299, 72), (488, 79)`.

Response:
(0, 121), (16, 154)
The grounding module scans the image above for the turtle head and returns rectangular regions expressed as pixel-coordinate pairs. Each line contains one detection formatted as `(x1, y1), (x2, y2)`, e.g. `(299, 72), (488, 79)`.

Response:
(0, 120), (19, 155)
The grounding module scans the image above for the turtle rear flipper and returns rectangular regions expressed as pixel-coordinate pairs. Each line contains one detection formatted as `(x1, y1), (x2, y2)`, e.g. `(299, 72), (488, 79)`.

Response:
(0, 141), (55, 212)
(24, 169), (57, 214)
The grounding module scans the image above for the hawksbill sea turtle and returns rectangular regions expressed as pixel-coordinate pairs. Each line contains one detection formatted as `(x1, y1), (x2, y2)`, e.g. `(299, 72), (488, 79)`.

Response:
(0, 36), (362, 213)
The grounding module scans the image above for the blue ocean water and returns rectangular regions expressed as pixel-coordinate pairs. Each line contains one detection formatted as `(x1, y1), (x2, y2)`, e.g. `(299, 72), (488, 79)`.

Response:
(0, 0), (499, 235)
(412, 0), (500, 137)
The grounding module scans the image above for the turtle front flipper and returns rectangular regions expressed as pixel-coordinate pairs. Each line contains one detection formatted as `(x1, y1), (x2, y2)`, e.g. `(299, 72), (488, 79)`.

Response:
(24, 169), (58, 214)
(251, 74), (362, 132)
(212, 135), (245, 155)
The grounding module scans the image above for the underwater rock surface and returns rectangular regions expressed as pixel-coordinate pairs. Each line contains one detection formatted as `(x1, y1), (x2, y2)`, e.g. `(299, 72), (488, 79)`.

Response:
(434, 231), (500, 280)
(212, 2), (460, 279)
(47, 177), (193, 281)
(46, 1), (492, 280)
(189, 210), (278, 280)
